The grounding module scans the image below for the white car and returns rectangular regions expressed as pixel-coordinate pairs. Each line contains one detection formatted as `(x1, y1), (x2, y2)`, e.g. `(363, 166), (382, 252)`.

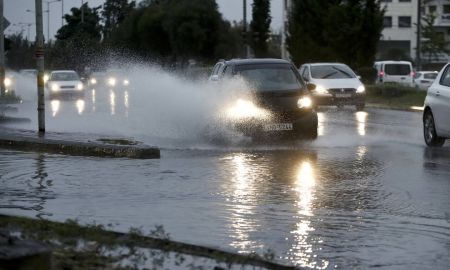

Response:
(414, 71), (438, 90)
(423, 64), (450, 146)
(46, 70), (84, 98)
(374, 60), (414, 87)
(298, 63), (366, 110)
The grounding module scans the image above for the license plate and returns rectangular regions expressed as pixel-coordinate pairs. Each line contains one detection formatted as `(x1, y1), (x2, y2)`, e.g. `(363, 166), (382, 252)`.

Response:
(263, 123), (293, 131)
(335, 93), (352, 98)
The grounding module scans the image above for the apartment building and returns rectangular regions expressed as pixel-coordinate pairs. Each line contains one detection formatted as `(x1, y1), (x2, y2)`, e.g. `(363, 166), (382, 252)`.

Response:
(422, 0), (450, 62)
(378, 0), (418, 61)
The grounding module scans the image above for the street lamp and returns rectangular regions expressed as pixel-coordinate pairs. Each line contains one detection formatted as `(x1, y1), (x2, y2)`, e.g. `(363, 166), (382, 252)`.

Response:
(45, 0), (61, 42)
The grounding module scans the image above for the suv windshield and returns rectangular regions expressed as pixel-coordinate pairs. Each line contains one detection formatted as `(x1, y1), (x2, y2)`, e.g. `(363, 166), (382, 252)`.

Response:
(311, 65), (356, 79)
(51, 72), (79, 81)
(236, 64), (302, 91)
(384, 64), (411, 76)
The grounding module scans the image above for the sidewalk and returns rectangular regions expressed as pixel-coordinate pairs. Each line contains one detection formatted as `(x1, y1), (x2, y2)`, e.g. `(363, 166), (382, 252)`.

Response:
(0, 127), (160, 159)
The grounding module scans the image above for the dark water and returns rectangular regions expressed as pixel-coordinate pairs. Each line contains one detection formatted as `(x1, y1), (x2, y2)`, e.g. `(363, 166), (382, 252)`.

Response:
(1, 107), (450, 269)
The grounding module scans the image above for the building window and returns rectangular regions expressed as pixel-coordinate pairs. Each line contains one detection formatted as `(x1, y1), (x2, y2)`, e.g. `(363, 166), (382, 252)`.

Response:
(399, 16), (411, 28)
(444, 5), (450, 14)
(383, 16), (392, 28)
(398, 0), (411, 2)
(380, 0), (392, 2)
(428, 5), (436, 14)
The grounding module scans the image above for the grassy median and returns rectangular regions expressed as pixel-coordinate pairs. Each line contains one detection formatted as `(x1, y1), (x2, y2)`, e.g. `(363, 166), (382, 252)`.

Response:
(365, 84), (427, 110)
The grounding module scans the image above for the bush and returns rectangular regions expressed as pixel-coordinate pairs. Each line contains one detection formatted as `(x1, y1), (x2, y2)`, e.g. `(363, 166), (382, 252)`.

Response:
(366, 84), (420, 97)
(357, 66), (377, 84)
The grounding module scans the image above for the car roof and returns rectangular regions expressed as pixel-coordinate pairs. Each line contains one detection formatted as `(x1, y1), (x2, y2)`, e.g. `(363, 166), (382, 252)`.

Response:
(51, 70), (78, 73)
(225, 58), (291, 66)
(374, 61), (412, 65)
(305, 62), (349, 66)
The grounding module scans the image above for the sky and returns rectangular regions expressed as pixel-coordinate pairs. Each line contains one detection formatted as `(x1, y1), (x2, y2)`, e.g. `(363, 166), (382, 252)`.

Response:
(4, 0), (283, 41)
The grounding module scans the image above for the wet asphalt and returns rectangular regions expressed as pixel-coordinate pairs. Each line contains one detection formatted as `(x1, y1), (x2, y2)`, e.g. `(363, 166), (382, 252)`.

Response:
(1, 89), (450, 269)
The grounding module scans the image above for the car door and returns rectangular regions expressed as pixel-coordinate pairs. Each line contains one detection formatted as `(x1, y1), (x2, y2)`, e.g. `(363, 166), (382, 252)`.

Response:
(431, 64), (450, 135)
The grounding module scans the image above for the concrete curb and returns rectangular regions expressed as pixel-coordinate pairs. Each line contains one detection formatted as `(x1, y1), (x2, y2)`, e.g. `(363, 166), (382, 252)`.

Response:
(0, 129), (160, 159)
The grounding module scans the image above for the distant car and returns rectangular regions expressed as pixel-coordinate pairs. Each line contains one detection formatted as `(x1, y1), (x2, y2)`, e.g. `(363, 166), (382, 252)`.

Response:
(374, 60), (414, 87)
(105, 69), (130, 88)
(209, 60), (225, 81)
(298, 63), (366, 111)
(210, 58), (318, 139)
(46, 70), (84, 98)
(87, 71), (107, 87)
(423, 63), (450, 147)
(414, 71), (438, 90)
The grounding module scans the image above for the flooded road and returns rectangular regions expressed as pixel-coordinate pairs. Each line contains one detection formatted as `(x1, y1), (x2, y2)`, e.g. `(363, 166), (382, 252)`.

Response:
(2, 84), (450, 269)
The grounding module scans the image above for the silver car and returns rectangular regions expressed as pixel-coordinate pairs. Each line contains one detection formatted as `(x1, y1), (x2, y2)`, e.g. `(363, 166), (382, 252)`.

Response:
(423, 64), (450, 146)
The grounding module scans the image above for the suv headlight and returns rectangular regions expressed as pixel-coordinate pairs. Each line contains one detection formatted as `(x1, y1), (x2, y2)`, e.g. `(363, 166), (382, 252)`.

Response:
(108, 77), (116, 86)
(298, 96), (312, 108)
(77, 83), (83, 90)
(90, 78), (97, 84)
(4, 77), (12, 87)
(315, 85), (328, 94)
(356, 85), (365, 93)
(123, 79), (129, 86)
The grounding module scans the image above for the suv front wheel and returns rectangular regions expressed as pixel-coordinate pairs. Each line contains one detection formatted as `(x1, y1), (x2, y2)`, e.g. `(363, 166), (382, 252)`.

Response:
(423, 110), (445, 147)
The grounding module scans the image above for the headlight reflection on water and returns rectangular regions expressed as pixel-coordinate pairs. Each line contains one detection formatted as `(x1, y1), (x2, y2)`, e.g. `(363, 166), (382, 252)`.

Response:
(76, 99), (85, 115)
(290, 160), (329, 269)
(356, 111), (367, 136)
(51, 100), (60, 117)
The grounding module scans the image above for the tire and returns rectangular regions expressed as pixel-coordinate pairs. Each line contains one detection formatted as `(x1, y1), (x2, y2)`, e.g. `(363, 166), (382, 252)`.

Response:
(355, 103), (365, 111)
(423, 110), (445, 147)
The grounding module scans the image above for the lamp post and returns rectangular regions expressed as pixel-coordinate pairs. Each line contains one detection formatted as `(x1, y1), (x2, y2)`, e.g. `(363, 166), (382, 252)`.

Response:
(45, 0), (61, 42)
(61, 0), (64, 27)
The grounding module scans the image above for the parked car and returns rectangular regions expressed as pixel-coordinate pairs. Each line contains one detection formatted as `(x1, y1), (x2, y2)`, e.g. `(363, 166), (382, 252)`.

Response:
(209, 59), (225, 81)
(423, 64), (450, 147)
(46, 70), (84, 98)
(374, 60), (414, 87)
(414, 71), (438, 90)
(211, 58), (318, 139)
(298, 63), (365, 110)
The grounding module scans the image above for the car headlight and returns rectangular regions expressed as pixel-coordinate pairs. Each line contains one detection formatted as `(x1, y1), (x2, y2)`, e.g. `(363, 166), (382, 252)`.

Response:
(315, 85), (328, 94)
(123, 79), (129, 86)
(226, 99), (270, 120)
(108, 77), (116, 86)
(77, 83), (83, 90)
(297, 96), (312, 109)
(90, 78), (97, 84)
(43, 74), (49, 83)
(51, 83), (59, 91)
(356, 85), (365, 93)
(4, 77), (12, 87)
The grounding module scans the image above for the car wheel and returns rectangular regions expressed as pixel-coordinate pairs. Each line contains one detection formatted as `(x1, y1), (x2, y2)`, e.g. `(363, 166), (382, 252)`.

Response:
(355, 103), (365, 111)
(423, 110), (445, 147)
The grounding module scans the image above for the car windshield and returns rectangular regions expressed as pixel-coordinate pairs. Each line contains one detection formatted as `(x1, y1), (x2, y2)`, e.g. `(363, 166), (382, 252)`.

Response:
(310, 65), (356, 79)
(384, 64), (411, 76)
(236, 64), (302, 91)
(51, 72), (79, 81)
(424, 73), (437, 79)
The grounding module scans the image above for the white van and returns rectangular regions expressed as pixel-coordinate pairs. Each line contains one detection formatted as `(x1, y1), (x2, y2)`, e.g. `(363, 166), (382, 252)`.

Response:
(374, 61), (414, 87)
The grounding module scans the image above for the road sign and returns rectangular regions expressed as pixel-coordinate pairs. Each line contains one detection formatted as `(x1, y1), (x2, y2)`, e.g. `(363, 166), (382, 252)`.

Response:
(3, 17), (9, 29)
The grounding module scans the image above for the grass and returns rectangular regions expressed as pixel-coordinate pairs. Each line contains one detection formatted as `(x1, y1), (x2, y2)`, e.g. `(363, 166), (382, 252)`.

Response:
(365, 84), (427, 110)
(0, 215), (296, 270)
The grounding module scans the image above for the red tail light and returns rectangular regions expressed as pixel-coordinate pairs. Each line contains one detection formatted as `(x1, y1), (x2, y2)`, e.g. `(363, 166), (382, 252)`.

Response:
(379, 71), (384, 77)
(410, 71), (415, 77)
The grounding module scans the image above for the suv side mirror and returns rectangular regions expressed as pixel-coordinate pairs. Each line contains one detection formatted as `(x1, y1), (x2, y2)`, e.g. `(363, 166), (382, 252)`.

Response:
(210, 75), (219, 82)
(307, 83), (316, 91)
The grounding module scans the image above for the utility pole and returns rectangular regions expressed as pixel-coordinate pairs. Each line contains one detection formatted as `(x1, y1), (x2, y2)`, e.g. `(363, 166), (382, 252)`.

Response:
(243, 0), (250, 58)
(81, 0), (84, 23)
(416, 0), (422, 71)
(61, 0), (64, 27)
(35, 0), (46, 133)
(0, 0), (5, 98)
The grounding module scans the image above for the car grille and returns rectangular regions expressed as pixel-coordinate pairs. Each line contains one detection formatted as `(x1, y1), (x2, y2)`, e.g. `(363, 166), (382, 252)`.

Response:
(60, 85), (75, 89)
(272, 110), (305, 122)
(328, 88), (356, 94)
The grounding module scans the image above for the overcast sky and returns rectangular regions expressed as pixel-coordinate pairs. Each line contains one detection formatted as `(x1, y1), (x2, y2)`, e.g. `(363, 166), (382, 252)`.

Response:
(4, 0), (282, 41)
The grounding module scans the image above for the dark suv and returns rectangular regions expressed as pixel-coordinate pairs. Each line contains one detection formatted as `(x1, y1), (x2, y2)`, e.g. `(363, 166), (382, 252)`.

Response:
(211, 58), (318, 139)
